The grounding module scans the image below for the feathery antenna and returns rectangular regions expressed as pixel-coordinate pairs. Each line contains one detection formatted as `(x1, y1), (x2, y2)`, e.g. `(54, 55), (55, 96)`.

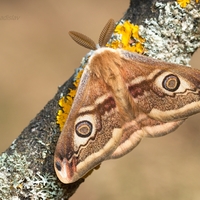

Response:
(68, 31), (97, 50)
(99, 19), (115, 47)
(69, 19), (115, 50)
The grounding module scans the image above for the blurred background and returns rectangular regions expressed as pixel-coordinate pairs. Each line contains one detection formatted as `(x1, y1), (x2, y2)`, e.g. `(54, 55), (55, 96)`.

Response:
(0, 1), (200, 199)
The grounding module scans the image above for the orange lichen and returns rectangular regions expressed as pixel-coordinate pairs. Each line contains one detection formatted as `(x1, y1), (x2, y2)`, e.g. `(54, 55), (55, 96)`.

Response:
(177, 0), (199, 7)
(107, 20), (145, 53)
(56, 69), (83, 131)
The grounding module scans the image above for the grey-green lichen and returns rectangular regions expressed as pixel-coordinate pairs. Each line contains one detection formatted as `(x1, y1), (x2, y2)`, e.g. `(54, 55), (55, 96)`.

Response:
(0, 150), (65, 199)
(139, 0), (200, 65)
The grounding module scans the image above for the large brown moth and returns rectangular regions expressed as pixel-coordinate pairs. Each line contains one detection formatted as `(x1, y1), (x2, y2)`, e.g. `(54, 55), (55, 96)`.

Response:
(54, 19), (200, 184)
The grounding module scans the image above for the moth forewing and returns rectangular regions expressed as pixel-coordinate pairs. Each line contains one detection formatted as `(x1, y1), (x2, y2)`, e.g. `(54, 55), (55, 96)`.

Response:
(54, 56), (128, 183)
(75, 127), (123, 181)
(118, 49), (200, 122)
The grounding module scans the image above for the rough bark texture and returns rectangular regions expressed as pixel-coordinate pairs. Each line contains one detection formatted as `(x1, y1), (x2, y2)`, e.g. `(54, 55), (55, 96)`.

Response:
(123, 0), (174, 24)
(0, 0), (200, 199)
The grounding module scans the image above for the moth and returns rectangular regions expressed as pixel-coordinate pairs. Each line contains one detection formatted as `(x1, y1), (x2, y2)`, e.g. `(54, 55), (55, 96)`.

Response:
(54, 19), (200, 184)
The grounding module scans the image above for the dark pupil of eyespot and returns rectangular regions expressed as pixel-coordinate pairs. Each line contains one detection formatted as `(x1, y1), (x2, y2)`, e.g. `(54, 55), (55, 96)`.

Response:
(75, 120), (92, 138)
(55, 161), (62, 171)
(162, 74), (180, 92)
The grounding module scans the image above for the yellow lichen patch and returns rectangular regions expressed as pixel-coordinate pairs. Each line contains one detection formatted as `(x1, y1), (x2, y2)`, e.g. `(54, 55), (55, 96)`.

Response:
(56, 69), (83, 131)
(16, 183), (23, 190)
(177, 0), (190, 7)
(107, 20), (145, 54)
(177, 0), (199, 7)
